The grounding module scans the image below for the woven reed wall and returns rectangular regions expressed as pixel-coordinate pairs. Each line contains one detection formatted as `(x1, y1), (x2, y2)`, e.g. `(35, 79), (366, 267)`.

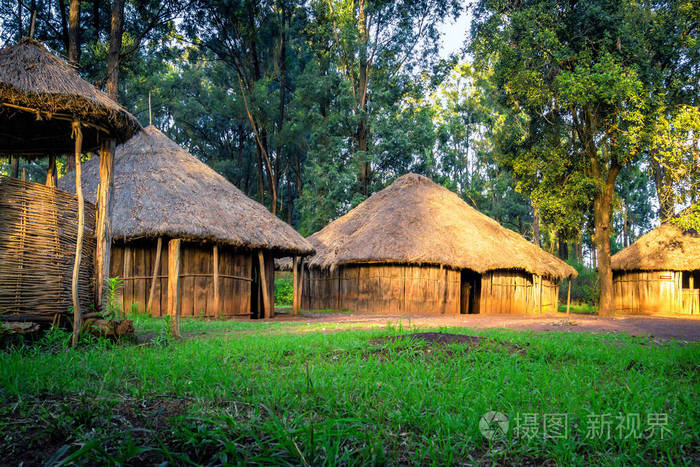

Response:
(302, 265), (560, 315)
(0, 176), (95, 322)
(110, 239), (274, 318)
(613, 270), (699, 315)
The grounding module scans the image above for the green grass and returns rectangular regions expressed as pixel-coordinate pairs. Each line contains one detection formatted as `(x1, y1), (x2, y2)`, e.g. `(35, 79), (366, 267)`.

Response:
(558, 303), (598, 315)
(1, 318), (698, 465)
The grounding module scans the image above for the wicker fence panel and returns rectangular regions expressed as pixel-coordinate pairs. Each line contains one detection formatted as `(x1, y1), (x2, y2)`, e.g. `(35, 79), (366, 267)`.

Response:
(0, 176), (95, 322)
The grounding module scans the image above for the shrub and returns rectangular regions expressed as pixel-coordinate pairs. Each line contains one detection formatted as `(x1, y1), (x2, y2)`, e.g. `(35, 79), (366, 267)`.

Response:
(274, 273), (294, 306)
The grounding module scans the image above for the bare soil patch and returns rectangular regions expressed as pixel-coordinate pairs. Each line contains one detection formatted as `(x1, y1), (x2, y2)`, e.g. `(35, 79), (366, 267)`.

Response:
(367, 332), (526, 360)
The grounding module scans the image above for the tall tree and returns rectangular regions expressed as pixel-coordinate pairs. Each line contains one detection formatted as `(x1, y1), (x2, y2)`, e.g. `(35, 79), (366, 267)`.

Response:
(471, 0), (698, 315)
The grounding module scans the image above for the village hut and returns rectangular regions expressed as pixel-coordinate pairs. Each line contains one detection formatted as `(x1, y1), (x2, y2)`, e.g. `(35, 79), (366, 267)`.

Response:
(286, 174), (576, 315)
(611, 221), (700, 315)
(59, 125), (313, 319)
(0, 39), (140, 340)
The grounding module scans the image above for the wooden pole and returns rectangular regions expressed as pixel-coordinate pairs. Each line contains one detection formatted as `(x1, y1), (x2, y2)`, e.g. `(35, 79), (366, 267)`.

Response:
(539, 275), (543, 314)
(213, 244), (220, 318)
(46, 154), (57, 187)
(566, 278), (571, 315)
(10, 156), (19, 178)
(167, 239), (181, 337)
(71, 121), (84, 347)
(95, 139), (115, 310)
(292, 257), (299, 315)
(258, 251), (271, 318)
(298, 259), (304, 313)
(20, 168), (26, 181)
(146, 236), (163, 313)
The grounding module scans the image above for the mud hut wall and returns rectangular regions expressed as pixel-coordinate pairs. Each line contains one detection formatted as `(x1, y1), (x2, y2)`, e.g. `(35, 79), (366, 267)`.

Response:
(613, 270), (688, 315)
(110, 240), (253, 317)
(0, 177), (95, 322)
(301, 264), (460, 314)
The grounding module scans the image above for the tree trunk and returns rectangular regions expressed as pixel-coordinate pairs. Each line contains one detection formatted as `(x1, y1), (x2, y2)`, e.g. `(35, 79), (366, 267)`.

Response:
(650, 154), (675, 222)
(593, 167), (620, 316)
(58, 0), (69, 52)
(10, 156), (19, 178)
(106, 0), (125, 101)
(558, 239), (569, 261)
(17, 0), (22, 39)
(68, 0), (80, 66)
(355, 0), (371, 196)
(92, 0), (100, 36)
(532, 202), (540, 246)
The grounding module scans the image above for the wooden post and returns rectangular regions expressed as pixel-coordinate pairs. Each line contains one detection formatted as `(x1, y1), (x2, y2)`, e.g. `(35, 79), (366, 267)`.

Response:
(95, 139), (116, 310)
(539, 275), (543, 314)
(292, 257), (299, 315)
(167, 239), (181, 337)
(46, 154), (57, 187)
(213, 244), (220, 318)
(258, 251), (272, 318)
(71, 121), (84, 347)
(20, 168), (26, 181)
(566, 278), (571, 315)
(10, 156), (19, 178)
(146, 236), (163, 313)
(298, 259), (304, 313)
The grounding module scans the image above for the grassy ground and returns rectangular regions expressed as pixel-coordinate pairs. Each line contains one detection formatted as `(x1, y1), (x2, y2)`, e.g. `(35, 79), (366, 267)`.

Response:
(557, 303), (598, 315)
(1, 317), (698, 465)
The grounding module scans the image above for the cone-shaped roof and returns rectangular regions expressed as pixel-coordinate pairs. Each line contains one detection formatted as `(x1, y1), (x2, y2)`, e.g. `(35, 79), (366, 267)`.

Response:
(611, 222), (699, 271)
(0, 38), (140, 156)
(300, 174), (576, 278)
(59, 126), (313, 256)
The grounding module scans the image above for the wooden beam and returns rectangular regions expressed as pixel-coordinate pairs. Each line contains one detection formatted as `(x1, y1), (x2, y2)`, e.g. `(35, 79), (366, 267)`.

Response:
(167, 239), (181, 337)
(213, 244), (220, 319)
(566, 278), (571, 315)
(20, 168), (26, 181)
(258, 251), (272, 318)
(46, 154), (57, 187)
(146, 236), (163, 313)
(71, 121), (84, 348)
(292, 257), (299, 315)
(94, 139), (115, 310)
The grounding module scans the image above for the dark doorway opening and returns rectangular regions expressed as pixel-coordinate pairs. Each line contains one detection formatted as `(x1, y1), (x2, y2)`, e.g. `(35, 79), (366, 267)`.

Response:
(460, 270), (481, 314)
(250, 254), (262, 319)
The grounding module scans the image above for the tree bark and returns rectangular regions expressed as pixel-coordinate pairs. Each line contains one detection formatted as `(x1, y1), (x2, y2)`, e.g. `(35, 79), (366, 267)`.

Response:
(592, 163), (621, 316)
(558, 239), (569, 261)
(92, 0), (100, 36)
(68, 0), (80, 66)
(650, 154), (675, 222)
(95, 139), (115, 311)
(10, 156), (19, 178)
(58, 0), (69, 52)
(532, 201), (540, 246)
(17, 0), (23, 39)
(71, 121), (84, 347)
(106, 0), (125, 101)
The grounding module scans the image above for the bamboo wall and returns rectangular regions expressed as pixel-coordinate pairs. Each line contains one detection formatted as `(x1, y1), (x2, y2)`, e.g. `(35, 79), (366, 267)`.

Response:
(0, 176), (95, 323)
(613, 270), (699, 315)
(478, 271), (559, 314)
(301, 264), (559, 315)
(302, 264), (461, 314)
(110, 239), (274, 318)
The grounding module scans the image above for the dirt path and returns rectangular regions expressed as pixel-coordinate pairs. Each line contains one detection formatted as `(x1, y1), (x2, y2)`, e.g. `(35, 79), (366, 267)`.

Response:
(266, 312), (700, 342)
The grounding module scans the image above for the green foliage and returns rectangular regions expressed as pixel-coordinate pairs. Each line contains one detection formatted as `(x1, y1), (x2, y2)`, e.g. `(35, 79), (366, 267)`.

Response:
(102, 277), (125, 322)
(274, 273), (294, 307)
(560, 262), (600, 306)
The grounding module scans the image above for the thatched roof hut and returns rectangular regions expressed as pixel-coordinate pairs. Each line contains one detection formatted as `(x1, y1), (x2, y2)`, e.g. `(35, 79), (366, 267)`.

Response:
(1, 39), (140, 337)
(60, 126), (312, 319)
(304, 174), (575, 277)
(0, 38), (140, 156)
(292, 174), (575, 315)
(611, 222), (699, 315)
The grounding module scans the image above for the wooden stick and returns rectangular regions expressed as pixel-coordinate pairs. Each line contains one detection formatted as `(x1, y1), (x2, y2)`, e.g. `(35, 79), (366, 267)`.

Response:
(213, 244), (220, 319)
(10, 156), (19, 178)
(292, 257), (299, 315)
(147, 236), (163, 313)
(71, 121), (84, 348)
(167, 239), (181, 337)
(95, 139), (115, 310)
(298, 259), (304, 313)
(46, 154), (57, 187)
(566, 278), (571, 315)
(258, 251), (271, 318)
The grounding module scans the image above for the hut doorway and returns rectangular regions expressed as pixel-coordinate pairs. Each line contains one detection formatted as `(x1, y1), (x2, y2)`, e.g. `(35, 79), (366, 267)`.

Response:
(460, 270), (481, 314)
(681, 271), (700, 314)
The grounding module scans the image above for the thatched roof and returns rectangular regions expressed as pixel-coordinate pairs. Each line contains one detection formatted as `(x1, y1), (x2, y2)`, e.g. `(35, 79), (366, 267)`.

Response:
(611, 222), (700, 271)
(0, 38), (141, 156)
(58, 126), (313, 256)
(294, 174), (576, 278)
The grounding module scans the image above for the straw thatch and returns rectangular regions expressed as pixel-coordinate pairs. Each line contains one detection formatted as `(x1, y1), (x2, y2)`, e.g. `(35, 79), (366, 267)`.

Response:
(611, 222), (700, 272)
(298, 174), (575, 279)
(59, 125), (313, 256)
(0, 38), (140, 156)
